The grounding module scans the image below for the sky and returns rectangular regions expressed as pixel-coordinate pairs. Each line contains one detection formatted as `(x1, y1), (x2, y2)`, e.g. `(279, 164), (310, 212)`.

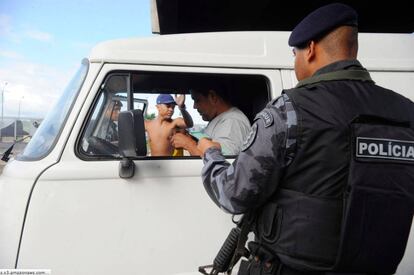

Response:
(0, 0), (152, 119)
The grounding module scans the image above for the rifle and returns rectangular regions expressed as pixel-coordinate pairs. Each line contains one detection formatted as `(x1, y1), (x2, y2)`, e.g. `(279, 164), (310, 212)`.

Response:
(199, 213), (253, 275)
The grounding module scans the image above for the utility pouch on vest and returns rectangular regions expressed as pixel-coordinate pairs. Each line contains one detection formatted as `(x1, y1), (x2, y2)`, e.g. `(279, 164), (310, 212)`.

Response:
(335, 115), (414, 274)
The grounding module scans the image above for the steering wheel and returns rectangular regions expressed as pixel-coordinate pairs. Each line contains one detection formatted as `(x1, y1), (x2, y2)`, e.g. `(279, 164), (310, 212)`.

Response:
(87, 136), (119, 155)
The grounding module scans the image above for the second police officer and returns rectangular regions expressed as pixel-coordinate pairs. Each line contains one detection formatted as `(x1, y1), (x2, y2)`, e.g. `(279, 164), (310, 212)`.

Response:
(197, 3), (414, 275)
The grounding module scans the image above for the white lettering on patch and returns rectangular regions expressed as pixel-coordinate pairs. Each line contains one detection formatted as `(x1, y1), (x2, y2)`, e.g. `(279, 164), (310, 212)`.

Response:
(356, 137), (414, 162)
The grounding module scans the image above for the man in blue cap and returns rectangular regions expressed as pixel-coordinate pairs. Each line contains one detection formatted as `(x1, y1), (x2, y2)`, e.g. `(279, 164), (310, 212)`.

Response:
(196, 3), (414, 275)
(144, 94), (193, 156)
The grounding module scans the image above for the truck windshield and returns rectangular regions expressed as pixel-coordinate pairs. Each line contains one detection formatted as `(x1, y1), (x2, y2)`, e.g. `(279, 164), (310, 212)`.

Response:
(19, 59), (89, 161)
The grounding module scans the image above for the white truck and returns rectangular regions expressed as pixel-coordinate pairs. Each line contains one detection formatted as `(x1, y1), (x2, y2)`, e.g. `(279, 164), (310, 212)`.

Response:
(0, 32), (413, 275)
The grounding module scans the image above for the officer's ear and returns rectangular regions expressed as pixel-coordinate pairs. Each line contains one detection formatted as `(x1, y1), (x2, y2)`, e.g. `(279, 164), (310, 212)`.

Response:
(306, 41), (317, 63)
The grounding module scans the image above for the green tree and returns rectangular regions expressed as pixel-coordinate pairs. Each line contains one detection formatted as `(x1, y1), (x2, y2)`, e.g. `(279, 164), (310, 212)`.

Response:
(144, 113), (156, 120)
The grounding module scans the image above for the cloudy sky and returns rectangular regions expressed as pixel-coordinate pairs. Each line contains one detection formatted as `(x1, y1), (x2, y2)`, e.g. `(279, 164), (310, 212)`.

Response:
(0, 0), (152, 119)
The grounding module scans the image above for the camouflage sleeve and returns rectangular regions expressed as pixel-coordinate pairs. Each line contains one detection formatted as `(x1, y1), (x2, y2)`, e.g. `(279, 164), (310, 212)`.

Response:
(201, 93), (297, 214)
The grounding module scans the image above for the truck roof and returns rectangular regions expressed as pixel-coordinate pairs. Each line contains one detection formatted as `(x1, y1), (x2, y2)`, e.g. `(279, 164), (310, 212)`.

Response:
(89, 31), (414, 71)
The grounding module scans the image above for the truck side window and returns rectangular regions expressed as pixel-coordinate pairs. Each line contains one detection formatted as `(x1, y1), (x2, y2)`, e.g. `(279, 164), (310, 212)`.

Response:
(78, 71), (270, 160)
(80, 74), (128, 158)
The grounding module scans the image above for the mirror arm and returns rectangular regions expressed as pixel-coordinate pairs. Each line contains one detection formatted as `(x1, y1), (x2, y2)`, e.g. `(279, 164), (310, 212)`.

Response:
(119, 158), (135, 178)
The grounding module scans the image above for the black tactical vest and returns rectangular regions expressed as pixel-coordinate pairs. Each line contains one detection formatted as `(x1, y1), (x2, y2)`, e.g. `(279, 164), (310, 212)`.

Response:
(254, 65), (414, 274)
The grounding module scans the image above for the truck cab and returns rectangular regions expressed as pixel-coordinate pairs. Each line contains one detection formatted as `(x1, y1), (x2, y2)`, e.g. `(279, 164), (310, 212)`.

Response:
(1, 31), (413, 274)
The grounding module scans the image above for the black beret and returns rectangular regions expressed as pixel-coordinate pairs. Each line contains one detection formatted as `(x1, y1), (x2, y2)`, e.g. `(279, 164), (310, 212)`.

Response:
(288, 3), (358, 47)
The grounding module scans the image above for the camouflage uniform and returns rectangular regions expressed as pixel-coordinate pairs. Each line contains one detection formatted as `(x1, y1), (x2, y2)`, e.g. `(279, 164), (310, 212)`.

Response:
(201, 93), (298, 214)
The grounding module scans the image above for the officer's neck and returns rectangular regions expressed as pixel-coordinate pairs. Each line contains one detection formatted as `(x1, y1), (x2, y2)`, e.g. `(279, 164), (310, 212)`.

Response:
(310, 51), (356, 77)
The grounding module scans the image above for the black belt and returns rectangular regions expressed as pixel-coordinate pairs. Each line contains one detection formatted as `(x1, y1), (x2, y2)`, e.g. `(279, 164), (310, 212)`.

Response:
(240, 259), (371, 275)
(244, 242), (370, 275)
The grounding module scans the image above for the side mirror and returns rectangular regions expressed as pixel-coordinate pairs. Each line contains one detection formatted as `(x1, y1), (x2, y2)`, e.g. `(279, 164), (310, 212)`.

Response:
(118, 110), (147, 178)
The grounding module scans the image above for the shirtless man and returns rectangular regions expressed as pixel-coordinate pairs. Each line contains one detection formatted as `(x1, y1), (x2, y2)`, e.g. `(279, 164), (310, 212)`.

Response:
(144, 94), (193, 156)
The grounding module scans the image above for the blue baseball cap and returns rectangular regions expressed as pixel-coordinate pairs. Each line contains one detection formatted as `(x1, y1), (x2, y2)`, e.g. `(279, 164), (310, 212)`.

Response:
(156, 94), (176, 105)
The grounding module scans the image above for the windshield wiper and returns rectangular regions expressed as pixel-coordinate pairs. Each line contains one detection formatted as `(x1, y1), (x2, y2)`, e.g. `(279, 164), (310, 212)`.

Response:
(1, 136), (31, 162)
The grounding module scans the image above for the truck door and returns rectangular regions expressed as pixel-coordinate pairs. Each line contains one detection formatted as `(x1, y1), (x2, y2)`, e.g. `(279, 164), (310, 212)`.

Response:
(16, 63), (280, 275)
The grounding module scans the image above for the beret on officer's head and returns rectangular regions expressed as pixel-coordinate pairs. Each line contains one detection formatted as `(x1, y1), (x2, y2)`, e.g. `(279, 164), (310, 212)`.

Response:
(288, 3), (358, 47)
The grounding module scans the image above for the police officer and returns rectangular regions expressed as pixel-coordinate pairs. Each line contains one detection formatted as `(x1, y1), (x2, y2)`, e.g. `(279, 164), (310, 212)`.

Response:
(197, 3), (414, 275)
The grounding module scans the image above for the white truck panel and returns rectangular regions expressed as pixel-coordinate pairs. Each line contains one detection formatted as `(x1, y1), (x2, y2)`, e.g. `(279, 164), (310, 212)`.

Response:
(18, 158), (233, 275)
